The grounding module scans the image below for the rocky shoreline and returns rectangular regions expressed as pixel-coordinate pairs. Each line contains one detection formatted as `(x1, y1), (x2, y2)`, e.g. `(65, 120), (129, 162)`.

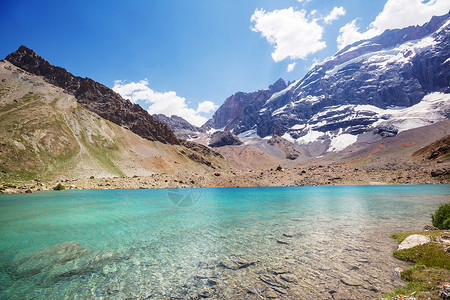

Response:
(1, 163), (448, 194)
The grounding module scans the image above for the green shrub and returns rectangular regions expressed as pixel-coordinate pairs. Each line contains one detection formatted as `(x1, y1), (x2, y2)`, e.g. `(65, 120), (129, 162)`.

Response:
(90, 176), (95, 179)
(53, 183), (65, 190)
(432, 202), (450, 229)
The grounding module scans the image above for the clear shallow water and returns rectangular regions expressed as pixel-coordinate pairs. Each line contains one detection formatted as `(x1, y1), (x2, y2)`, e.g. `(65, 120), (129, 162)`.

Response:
(0, 185), (448, 299)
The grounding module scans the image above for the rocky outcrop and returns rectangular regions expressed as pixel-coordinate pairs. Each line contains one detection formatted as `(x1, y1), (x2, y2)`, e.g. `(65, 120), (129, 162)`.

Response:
(413, 135), (450, 160)
(208, 131), (243, 147)
(202, 78), (287, 135)
(5, 46), (179, 145)
(180, 140), (224, 167)
(267, 135), (301, 160)
(153, 114), (204, 139)
(397, 234), (430, 250)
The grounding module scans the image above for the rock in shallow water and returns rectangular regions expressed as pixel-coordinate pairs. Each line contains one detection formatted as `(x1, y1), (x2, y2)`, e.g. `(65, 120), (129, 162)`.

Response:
(7, 241), (130, 282)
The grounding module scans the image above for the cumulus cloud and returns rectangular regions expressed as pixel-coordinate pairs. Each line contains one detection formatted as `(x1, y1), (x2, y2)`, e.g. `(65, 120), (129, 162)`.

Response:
(112, 79), (215, 126)
(250, 7), (326, 62)
(196, 101), (218, 114)
(337, 0), (450, 49)
(324, 6), (346, 24)
(337, 19), (373, 50)
(287, 62), (297, 72)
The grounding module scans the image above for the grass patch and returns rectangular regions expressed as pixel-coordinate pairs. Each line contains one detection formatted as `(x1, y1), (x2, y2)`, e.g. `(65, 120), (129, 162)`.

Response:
(393, 242), (450, 269)
(385, 230), (450, 299)
(391, 231), (443, 244)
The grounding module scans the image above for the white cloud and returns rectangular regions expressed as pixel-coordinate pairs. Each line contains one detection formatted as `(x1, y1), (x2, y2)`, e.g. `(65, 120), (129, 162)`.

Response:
(196, 101), (218, 114)
(324, 6), (346, 24)
(250, 7), (326, 62)
(112, 79), (215, 126)
(337, 0), (450, 49)
(337, 19), (375, 50)
(287, 62), (297, 72)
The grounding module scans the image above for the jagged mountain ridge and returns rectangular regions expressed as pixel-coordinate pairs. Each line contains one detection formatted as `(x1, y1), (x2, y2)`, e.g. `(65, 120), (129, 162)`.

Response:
(202, 78), (287, 135)
(153, 114), (204, 139)
(205, 12), (450, 153)
(5, 46), (179, 145)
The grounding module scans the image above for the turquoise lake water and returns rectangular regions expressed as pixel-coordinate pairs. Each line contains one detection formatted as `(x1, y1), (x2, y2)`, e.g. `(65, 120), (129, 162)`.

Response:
(0, 185), (449, 299)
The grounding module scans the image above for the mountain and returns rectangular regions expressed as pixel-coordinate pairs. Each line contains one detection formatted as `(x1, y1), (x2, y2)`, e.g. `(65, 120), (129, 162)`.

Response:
(153, 114), (204, 139)
(202, 78), (287, 135)
(5, 46), (179, 145)
(0, 58), (224, 181)
(205, 12), (450, 155)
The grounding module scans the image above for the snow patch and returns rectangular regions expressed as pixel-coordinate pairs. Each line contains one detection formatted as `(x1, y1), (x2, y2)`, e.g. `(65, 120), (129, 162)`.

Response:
(296, 130), (324, 145)
(290, 124), (305, 130)
(238, 129), (259, 138)
(281, 132), (295, 143)
(272, 104), (288, 116)
(375, 92), (450, 132)
(328, 133), (358, 152)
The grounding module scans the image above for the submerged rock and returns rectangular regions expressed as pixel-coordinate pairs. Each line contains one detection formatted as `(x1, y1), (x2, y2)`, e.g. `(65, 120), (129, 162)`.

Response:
(7, 241), (130, 281)
(218, 256), (256, 270)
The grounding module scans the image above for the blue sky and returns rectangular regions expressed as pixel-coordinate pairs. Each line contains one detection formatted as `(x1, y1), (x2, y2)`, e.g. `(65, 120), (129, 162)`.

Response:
(1, 0), (448, 125)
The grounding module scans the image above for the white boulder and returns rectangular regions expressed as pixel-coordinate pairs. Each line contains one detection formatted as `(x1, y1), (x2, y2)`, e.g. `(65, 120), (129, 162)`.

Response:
(398, 234), (430, 250)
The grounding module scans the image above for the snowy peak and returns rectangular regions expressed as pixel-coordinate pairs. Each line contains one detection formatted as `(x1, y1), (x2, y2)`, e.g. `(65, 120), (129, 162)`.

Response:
(205, 11), (450, 155)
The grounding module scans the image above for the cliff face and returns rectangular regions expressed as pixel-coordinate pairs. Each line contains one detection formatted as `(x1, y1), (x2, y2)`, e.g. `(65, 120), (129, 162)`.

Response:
(202, 78), (287, 135)
(5, 46), (179, 145)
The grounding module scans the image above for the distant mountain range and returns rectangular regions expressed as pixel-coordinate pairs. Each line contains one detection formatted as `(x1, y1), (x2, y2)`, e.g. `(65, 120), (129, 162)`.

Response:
(0, 12), (449, 182)
(201, 11), (450, 154)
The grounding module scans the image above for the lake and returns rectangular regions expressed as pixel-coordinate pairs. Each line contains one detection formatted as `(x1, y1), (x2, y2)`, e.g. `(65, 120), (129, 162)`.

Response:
(0, 185), (449, 299)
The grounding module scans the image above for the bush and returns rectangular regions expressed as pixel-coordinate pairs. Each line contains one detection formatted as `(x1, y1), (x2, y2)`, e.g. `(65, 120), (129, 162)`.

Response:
(53, 183), (65, 191)
(432, 202), (450, 229)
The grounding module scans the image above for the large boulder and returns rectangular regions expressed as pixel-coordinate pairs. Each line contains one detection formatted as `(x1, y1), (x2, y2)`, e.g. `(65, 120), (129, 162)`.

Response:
(208, 131), (243, 148)
(397, 234), (430, 250)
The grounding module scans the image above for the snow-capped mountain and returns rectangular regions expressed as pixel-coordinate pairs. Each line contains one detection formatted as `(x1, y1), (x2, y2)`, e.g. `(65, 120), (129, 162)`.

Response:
(205, 11), (450, 153)
(202, 78), (287, 134)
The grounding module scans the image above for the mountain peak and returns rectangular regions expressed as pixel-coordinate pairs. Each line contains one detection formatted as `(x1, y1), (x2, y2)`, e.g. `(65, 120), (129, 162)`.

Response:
(269, 78), (287, 92)
(5, 46), (180, 145)
(6, 45), (50, 74)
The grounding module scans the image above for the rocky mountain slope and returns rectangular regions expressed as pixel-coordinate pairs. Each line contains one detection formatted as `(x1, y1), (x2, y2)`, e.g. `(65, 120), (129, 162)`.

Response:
(205, 12), (450, 155)
(202, 78), (287, 135)
(5, 46), (179, 145)
(0, 61), (224, 181)
(413, 134), (450, 161)
(153, 114), (204, 139)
